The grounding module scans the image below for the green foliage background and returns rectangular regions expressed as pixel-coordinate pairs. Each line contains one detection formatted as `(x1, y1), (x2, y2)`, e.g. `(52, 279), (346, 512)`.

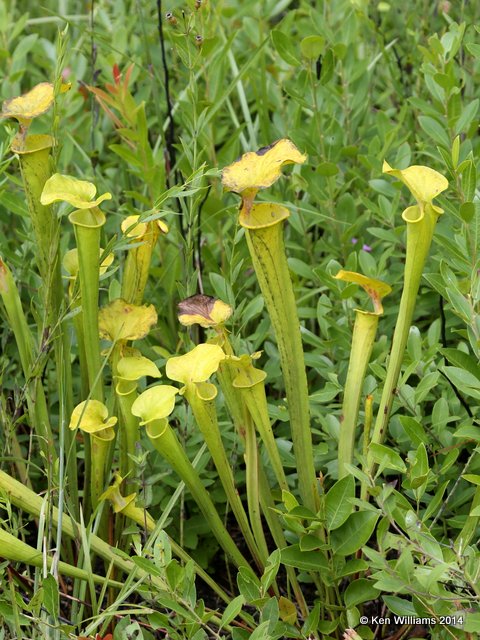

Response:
(1, 1), (480, 639)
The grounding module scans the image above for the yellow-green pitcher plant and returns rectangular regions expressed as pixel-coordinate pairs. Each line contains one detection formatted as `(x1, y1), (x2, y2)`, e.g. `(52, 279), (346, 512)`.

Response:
(335, 270), (391, 479)
(41, 173), (112, 402)
(176, 295), (310, 615)
(68, 399), (117, 509)
(120, 214), (169, 304)
(131, 383), (257, 574)
(1, 82), (69, 286)
(63, 247), (114, 398)
(165, 343), (265, 568)
(222, 140), (319, 514)
(0, 469), (169, 592)
(115, 352), (161, 481)
(368, 162), (448, 469)
(0, 526), (123, 588)
(97, 298), (158, 501)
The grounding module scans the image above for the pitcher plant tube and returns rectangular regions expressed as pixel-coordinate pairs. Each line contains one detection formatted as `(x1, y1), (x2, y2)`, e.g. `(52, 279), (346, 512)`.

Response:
(222, 140), (319, 513)
(120, 214), (168, 304)
(335, 270), (392, 478)
(165, 343), (265, 568)
(41, 173), (112, 401)
(100, 474), (239, 609)
(69, 399), (117, 509)
(368, 162), (448, 469)
(131, 384), (256, 574)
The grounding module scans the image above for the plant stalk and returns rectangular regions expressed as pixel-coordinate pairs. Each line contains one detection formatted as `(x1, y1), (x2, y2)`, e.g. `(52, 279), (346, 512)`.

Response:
(146, 419), (256, 575)
(245, 215), (318, 512)
(338, 311), (378, 478)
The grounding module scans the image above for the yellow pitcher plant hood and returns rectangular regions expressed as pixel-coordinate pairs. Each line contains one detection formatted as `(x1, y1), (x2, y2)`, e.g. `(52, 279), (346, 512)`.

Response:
(98, 298), (157, 342)
(69, 399), (117, 441)
(177, 294), (233, 328)
(115, 354), (161, 396)
(1, 81), (70, 128)
(226, 352), (267, 388)
(41, 173), (112, 210)
(335, 270), (392, 315)
(166, 343), (225, 399)
(382, 161), (448, 205)
(131, 385), (178, 438)
(222, 139), (306, 196)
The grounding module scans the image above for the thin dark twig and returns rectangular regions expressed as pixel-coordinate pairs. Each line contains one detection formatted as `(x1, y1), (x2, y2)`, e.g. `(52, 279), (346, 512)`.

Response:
(156, 1), (177, 186)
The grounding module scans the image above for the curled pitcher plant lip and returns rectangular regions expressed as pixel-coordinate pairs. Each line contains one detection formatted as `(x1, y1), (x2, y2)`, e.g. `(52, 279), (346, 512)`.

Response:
(335, 270), (392, 315)
(177, 294), (233, 329)
(222, 138), (307, 213)
(115, 354), (161, 396)
(69, 399), (117, 441)
(166, 343), (225, 400)
(121, 214), (169, 237)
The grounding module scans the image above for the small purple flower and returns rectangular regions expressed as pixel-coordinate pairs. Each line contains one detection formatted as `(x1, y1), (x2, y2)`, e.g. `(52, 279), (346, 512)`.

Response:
(362, 244), (372, 252)
(351, 237), (358, 245)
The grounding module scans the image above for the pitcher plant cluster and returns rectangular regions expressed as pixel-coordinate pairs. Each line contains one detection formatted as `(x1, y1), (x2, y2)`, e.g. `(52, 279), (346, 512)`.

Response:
(1, 82), (462, 637)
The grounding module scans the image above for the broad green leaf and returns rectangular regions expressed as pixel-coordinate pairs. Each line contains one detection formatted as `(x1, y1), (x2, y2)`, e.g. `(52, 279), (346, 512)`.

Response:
(280, 544), (328, 571)
(325, 475), (355, 531)
(462, 160), (477, 202)
(42, 574), (59, 619)
(320, 48), (335, 84)
(442, 367), (480, 400)
(368, 443), (406, 472)
(418, 115), (450, 149)
(383, 595), (417, 617)
(220, 595), (245, 628)
(398, 416), (429, 445)
(260, 550), (280, 593)
(271, 30), (300, 66)
(344, 579), (379, 608)
(409, 442), (429, 490)
(440, 348), (480, 380)
(454, 99), (479, 136)
(300, 35), (325, 59)
(330, 511), (379, 556)
(316, 161), (338, 176)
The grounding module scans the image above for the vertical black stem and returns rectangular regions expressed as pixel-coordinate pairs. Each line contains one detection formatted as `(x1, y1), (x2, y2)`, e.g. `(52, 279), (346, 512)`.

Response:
(156, 0), (177, 187)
